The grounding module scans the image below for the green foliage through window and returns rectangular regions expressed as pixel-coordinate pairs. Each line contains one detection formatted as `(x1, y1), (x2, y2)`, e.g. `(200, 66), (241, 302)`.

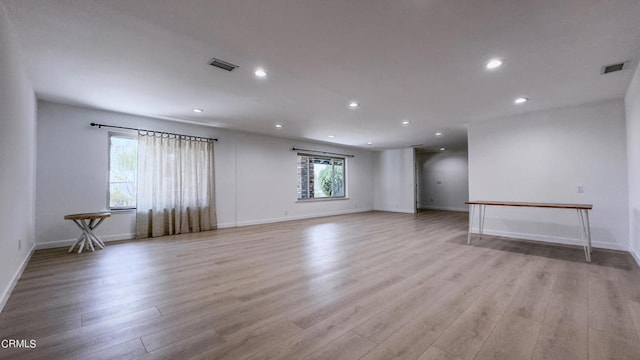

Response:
(297, 155), (345, 199)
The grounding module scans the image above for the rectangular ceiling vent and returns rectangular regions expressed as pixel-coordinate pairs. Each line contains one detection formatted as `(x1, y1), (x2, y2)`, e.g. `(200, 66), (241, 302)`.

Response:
(601, 61), (627, 75)
(209, 58), (238, 72)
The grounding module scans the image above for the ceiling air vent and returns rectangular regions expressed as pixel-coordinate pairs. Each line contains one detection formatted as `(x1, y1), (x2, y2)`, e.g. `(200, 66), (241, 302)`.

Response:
(601, 62), (627, 75)
(209, 58), (238, 72)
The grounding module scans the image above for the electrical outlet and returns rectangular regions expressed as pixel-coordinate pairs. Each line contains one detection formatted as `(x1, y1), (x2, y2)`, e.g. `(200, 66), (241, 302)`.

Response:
(284, 210), (288, 215)
(577, 185), (584, 193)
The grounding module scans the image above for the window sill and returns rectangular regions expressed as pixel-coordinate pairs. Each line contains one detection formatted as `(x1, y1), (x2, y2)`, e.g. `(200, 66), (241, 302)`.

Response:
(296, 197), (350, 203)
(109, 208), (136, 214)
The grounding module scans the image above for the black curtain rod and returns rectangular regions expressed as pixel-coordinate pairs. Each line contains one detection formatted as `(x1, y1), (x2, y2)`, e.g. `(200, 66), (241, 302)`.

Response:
(90, 122), (218, 142)
(291, 147), (354, 158)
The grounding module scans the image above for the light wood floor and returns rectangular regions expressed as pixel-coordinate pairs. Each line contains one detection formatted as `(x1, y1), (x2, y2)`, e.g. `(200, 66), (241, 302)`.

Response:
(2, 210), (640, 360)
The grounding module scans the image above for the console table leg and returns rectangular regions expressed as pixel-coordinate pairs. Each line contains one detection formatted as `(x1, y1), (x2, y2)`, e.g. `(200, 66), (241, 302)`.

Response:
(577, 209), (591, 262)
(585, 210), (592, 256)
(478, 205), (486, 238)
(468, 204), (475, 244)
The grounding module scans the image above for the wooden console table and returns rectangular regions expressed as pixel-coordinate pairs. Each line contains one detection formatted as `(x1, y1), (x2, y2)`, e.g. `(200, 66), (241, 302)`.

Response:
(64, 211), (111, 253)
(465, 201), (594, 262)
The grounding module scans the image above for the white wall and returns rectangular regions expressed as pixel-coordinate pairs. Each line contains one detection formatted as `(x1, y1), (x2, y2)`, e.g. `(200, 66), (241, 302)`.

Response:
(416, 151), (469, 212)
(35, 101), (375, 248)
(468, 99), (629, 250)
(626, 62), (640, 263)
(373, 148), (415, 213)
(0, 3), (37, 312)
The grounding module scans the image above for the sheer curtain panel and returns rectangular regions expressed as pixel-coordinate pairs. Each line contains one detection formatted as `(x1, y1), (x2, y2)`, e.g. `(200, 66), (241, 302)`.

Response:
(136, 133), (216, 238)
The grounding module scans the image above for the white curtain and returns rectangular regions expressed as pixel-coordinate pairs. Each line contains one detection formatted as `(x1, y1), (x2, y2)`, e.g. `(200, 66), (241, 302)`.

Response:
(135, 133), (216, 238)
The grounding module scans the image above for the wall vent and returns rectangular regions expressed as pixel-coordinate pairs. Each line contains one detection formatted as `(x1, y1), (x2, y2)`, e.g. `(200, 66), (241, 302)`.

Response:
(601, 62), (627, 74)
(209, 58), (238, 72)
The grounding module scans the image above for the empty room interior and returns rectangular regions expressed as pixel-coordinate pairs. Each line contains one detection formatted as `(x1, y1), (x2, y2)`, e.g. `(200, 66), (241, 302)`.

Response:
(2, 1), (640, 359)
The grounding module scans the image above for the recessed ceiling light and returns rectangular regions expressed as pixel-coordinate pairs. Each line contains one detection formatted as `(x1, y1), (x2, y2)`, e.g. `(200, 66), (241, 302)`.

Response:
(328, 135), (335, 138)
(435, 132), (443, 136)
(367, 142), (373, 145)
(402, 120), (410, 125)
(192, 108), (204, 113)
(486, 58), (503, 70)
(440, 147), (446, 151)
(255, 68), (267, 77)
(275, 124), (283, 128)
(349, 101), (359, 108)
(514, 97), (529, 104)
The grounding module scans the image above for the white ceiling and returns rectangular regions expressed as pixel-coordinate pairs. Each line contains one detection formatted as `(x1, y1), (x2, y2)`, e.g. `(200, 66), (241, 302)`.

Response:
(3, 0), (640, 150)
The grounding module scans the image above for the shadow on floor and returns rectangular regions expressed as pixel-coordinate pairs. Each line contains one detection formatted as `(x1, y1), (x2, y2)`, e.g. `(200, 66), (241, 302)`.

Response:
(447, 233), (635, 271)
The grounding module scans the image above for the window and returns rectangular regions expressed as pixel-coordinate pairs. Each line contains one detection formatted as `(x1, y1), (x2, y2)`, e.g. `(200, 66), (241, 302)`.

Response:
(109, 134), (137, 209)
(297, 154), (345, 199)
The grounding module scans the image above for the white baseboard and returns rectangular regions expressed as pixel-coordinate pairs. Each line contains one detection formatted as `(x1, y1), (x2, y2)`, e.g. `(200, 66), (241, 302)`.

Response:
(0, 243), (35, 314)
(373, 207), (415, 214)
(234, 208), (374, 227)
(216, 222), (236, 229)
(36, 233), (135, 250)
(473, 228), (627, 251)
(631, 249), (640, 267)
(418, 206), (469, 212)
(36, 210), (376, 244)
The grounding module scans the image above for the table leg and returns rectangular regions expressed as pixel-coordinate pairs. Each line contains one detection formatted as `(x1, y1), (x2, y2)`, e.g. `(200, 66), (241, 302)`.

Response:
(68, 217), (108, 254)
(68, 232), (84, 253)
(77, 237), (85, 253)
(478, 205), (486, 238)
(91, 233), (105, 249)
(577, 209), (591, 262)
(87, 219), (99, 250)
(89, 218), (107, 248)
(88, 231), (105, 249)
(69, 219), (88, 253)
(80, 220), (97, 252)
(468, 204), (475, 244)
(69, 226), (82, 253)
(585, 210), (592, 259)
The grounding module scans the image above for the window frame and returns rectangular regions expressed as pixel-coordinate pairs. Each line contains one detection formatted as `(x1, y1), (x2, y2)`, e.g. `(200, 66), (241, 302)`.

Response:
(296, 153), (347, 201)
(107, 132), (138, 211)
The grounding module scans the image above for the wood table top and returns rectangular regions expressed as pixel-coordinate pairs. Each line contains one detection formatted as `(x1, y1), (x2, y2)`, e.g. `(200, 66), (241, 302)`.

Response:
(64, 211), (112, 220)
(465, 201), (593, 210)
